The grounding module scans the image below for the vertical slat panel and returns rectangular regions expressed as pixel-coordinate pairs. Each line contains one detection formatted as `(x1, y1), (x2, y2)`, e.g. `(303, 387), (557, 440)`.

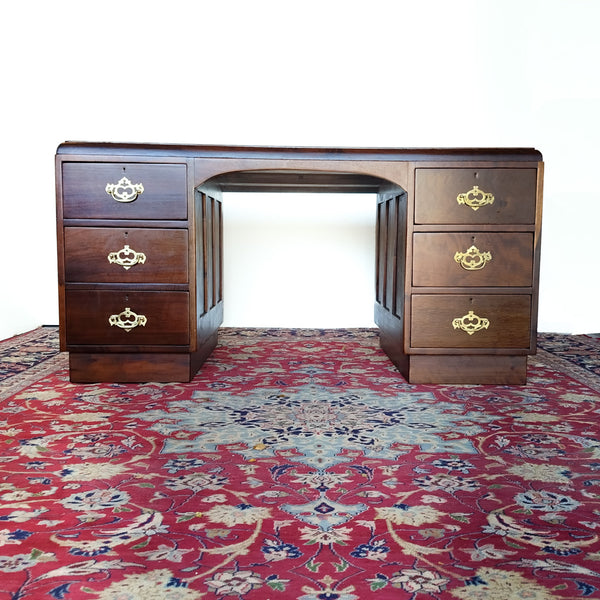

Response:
(216, 199), (223, 303)
(375, 202), (382, 304)
(203, 194), (214, 311)
(394, 193), (407, 319)
(376, 201), (388, 307)
(196, 191), (205, 316)
(212, 198), (220, 307)
(385, 198), (397, 311)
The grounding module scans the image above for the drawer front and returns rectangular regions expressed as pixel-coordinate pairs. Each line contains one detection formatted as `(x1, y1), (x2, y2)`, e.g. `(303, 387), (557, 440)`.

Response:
(411, 294), (531, 348)
(65, 290), (189, 346)
(62, 163), (187, 220)
(415, 168), (537, 224)
(64, 227), (188, 283)
(412, 232), (533, 287)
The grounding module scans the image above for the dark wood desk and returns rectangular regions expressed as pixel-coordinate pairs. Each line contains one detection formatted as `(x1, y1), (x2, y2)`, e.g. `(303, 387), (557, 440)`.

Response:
(56, 143), (543, 384)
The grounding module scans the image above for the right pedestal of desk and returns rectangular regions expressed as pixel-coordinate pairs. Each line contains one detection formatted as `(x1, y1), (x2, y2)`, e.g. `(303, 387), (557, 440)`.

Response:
(375, 162), (543, 385)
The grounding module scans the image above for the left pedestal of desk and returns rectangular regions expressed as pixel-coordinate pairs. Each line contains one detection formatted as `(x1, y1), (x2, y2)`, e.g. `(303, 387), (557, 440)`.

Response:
(56, 151), (222, 383)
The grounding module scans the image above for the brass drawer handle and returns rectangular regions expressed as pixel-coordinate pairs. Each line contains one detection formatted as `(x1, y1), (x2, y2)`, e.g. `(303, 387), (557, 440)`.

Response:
(107, 245), (147, 270)
(109, 307), (147, 332)
(452, 310), (489, 335)
(456, 185), (494, 211)
(454, 245), (492, 271)
(105, 176), (144, 203)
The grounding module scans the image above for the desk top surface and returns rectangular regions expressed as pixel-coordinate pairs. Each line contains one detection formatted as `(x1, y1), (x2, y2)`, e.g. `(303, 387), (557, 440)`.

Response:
(57, 142), (543, 162)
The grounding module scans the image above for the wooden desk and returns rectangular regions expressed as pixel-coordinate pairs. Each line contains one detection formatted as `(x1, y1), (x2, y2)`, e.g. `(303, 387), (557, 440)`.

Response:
(56, 143), (543, 384)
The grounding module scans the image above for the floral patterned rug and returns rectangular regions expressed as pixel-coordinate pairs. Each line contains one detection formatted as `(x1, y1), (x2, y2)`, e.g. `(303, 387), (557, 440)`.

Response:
(1, 327), (600, 599)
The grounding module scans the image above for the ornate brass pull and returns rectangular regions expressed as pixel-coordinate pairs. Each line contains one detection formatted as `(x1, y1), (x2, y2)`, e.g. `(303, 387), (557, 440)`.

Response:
(454, 245), (492, 271)
(109, 307), (147, 332)
(452, 310), (490, 335)
(107, 245), (147, 270)
(105, 177), (144, 203)
(456, 185), (494, 211)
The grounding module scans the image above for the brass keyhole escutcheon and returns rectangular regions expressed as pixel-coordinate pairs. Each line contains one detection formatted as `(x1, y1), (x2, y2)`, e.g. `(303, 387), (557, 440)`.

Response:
(454, 245), (492, 271)
(109, 307), (147, 332)
(452, 310), (490, 335)
(105, 177), (144, 203)
(456, 186), (494, 211)
(107, 245), (147, 270)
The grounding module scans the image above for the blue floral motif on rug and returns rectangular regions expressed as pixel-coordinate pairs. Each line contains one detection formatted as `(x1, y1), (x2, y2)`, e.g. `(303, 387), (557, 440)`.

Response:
(132, 386), (496, 465)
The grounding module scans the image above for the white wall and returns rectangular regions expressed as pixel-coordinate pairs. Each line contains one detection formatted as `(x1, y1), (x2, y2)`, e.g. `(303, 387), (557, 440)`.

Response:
(1, 0), (599, 339)
(222, 193), (376, 327)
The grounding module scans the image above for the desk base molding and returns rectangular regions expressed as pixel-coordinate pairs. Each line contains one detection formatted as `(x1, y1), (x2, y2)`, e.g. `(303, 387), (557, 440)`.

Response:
(68, 332), (218, 383)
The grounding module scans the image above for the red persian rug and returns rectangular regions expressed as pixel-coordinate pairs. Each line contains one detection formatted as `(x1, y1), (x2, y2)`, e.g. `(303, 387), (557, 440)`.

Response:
(1, 327), (600, 599)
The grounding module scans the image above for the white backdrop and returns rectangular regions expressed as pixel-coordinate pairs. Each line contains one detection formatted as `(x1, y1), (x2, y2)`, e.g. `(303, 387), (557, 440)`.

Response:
(222, 193), (377, 327)
(1, 0), (599, 338)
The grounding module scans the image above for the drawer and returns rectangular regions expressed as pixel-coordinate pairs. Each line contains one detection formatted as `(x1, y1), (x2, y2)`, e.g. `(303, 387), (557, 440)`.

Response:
(412, 232), (533, 287)
(414, 168), (537, 224)
(65, 290), (189, 346)
(62, 162), (187, 220)
(64, 227), (188, 283)
(411, 294), (531, 348)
